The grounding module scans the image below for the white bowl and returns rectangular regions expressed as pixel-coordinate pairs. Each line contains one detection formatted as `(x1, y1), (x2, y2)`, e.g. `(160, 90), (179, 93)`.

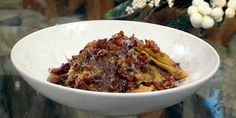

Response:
(11, 20), (220, 116)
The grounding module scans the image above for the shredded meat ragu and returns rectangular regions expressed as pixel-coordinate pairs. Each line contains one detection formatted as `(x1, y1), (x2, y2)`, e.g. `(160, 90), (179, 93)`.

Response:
(48, 31), (188, 93)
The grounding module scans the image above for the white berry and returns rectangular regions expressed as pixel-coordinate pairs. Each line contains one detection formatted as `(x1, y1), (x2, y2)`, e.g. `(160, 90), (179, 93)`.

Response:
(212, 0), (226, 7)
(200, 1), (210, 7)
(167, 0), (174, 8)
(198, 3), (212, 15)
(211, 7), (224, 20)
(154, 0), (161, 7)
(192, 23), (202, 28)
(225, 8), (236, 18)
(201, 16), (215, 29)
(216, 17), (223, 22)
(190, 13), (203, 28)
(148, 1), (154, 8)
(227, 0), (236, 10)
(192, 0), (204, 6)
(188, 6), (198, 16)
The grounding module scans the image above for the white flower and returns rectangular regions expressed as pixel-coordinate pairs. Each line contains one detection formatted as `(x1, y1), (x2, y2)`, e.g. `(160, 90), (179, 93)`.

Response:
(167, 0), (174, 8)
(197, 3), (212, 15)
(154, 0), (161, 7)
(132, 0), (147, 9)
(148, 0), (155, 8)
(201, 15), (215, 29)
(192, 0), (205, 6)
(210, 7), (224, 20)
(227, 0), (236, 10)
(188, 5), (199, 16)
(216, 17), (223, 22)
(126, 6), (135, 15)
(225, 8), (236, 18)
(190, 13), (203, 28)
(211, 0), (226, 7)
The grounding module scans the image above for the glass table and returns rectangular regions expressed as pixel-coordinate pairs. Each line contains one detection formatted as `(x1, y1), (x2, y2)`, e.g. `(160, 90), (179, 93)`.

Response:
(1, 10), (236, 118)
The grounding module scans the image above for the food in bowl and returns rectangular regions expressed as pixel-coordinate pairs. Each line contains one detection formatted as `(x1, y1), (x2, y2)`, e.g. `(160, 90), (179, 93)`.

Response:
(11, 20), (220, 115)
(48, 31), (188, 92)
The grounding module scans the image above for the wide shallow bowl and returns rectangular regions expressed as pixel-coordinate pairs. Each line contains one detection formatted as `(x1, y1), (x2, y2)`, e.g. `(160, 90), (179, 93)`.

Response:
(11, 20), (220, 116)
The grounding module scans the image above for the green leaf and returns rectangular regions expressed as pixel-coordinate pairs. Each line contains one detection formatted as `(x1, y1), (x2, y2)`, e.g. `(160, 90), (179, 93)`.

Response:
(105, 0), (132, 19)
(137, 6), (154, 21)
(136, 0), (168, 21)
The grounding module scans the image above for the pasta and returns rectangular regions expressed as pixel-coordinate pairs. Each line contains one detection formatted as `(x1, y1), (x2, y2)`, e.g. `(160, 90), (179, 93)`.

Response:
(48, 31), (188, 93)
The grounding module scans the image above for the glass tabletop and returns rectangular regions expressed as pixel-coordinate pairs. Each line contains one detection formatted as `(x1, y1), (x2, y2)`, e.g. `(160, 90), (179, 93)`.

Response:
(1, 9), (236, 118)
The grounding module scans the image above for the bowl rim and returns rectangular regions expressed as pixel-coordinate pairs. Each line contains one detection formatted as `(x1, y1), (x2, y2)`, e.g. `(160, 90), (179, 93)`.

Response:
(10, 20), (220, 97)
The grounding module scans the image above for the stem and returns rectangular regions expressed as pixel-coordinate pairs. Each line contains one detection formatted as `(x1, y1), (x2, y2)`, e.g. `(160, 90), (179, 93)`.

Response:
(199, 28), (206, 39)
(137, 6), (154, 21)
(136, 0), (168, 21)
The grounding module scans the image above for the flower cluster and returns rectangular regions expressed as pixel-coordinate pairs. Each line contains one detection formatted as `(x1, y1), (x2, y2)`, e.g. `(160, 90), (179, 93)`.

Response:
(188, 0), (224, 29)
(167, 0), (174, 8)
(188, 0), (236, 29)
(225, 0), (236, 18)
(125, 0), (173, 15)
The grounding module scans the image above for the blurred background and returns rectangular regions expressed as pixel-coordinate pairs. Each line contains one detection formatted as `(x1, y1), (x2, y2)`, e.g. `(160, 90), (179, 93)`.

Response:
(1, 0), (236, 51)
(0, 0), (236, 118)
